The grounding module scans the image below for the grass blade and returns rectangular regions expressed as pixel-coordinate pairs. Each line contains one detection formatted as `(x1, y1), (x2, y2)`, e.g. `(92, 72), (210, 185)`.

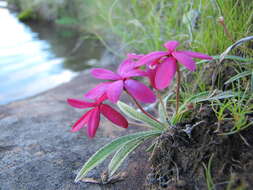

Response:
(193, 55), (252, 68)
(194, 91), (239, 102)
(220, 36), (253, 62)
(225, 71), (252, 84)
(251, 70), (253, 92)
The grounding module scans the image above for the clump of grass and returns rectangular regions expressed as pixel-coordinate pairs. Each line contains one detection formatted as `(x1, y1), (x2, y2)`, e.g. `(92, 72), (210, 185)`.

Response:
(83, 0), (252, 56)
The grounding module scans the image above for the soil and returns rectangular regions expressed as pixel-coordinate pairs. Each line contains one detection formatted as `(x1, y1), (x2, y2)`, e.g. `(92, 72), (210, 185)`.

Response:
(145, 104), (253, 190)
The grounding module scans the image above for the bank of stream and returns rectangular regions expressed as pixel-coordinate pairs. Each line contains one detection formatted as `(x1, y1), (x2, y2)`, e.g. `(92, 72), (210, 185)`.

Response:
(0, 1), (104, 105)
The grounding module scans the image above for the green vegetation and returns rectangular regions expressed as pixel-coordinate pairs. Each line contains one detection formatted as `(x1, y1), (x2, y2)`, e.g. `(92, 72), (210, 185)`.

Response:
(82, 0), (253, 56)
(8, 0), (253, 187)
(18, 9), (37, 21)
(9, 0), (252, 55)
(77, 1), (253, 185)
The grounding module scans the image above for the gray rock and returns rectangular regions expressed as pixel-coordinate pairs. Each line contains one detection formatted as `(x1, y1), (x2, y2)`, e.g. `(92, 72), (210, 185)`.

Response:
(0, 71), (149, 190)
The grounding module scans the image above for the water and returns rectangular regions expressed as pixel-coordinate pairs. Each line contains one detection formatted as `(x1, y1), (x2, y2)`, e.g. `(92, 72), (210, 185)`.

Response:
(0, 1), (104, 105)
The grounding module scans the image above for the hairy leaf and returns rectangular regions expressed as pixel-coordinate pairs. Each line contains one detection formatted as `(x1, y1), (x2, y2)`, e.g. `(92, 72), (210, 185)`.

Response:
(75, 130), (162, 182)
(108, 138), (144, 177)
(117, 101), (165, 130)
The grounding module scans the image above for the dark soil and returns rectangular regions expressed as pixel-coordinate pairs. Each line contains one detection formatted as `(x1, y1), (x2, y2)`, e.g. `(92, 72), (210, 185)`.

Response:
(146, 105), (253, 190)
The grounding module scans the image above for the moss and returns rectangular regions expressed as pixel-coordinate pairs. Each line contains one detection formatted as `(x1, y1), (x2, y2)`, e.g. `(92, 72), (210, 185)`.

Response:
(18, 9), (37, 22)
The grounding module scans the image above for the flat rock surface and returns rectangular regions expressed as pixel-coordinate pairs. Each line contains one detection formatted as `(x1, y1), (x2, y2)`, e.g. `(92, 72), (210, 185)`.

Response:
(0, 67), (149, 190)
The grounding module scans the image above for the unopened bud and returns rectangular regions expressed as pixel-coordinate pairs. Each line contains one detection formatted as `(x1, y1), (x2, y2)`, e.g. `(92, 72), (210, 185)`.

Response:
(217, 16), (225, 25)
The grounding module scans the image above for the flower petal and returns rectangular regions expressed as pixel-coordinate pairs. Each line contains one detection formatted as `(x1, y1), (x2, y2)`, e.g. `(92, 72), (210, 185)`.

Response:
(127, 53), (144, 60)
(146, 66), (157, 89)
(67, 99), (95, 109)
(136, 51), (168, 67)
(71, 109), (93, 132)
(117, 58), (136, 75)
(97, 93), (108, 103)
(172, 51), (196, 71)
(155, 57), (177, 90)
(178, 50), (213, 60)
(106, 80), (124, 103)
(87, 108), (100, 138)
(164, 41), (180, 52)
(121, 69), (147, 78)
(91, 68), (121, 80)
(84, 82), (111, 100)
(124, 79), (156, 103)
(100, 104), (128, 128)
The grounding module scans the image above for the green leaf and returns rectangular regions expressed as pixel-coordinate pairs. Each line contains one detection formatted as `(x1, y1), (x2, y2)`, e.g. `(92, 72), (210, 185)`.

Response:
(108, 138), (146, 177)
(185, 91), (210, 104)
(172, 91), (239, 124)
(225, 71), (252, 84)
(251, 70), (253, 92)
(117, 101), (165, 130)
(75, 130), (162, 182)
(220, 36), (253, 62)
(177, 91), (209, 112)
(191, 55), (252, 69)
(195, 91), (239, 102)
(182, 91), (238, 106)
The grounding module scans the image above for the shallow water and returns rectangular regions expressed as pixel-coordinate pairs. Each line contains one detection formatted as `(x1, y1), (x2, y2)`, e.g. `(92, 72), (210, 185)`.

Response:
(0, 1), (104, 105)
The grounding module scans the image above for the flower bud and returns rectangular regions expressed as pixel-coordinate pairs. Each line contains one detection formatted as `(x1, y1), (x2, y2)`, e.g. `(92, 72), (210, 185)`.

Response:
(217, 16), (225, 25)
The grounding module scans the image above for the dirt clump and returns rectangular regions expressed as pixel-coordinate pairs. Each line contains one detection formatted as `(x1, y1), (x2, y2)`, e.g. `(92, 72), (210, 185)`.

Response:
(146, 106), (253, 190)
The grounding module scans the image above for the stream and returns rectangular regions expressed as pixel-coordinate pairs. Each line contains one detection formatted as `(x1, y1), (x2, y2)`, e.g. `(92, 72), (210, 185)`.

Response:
(0, 1), (104, 105)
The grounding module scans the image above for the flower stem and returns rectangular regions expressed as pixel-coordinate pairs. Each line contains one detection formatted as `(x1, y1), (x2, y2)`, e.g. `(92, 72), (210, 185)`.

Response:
(218, 16), (234, 42)
(157, 91), (169, 122)
(125, 90), (162, 124)
(176, 63), (181, 114)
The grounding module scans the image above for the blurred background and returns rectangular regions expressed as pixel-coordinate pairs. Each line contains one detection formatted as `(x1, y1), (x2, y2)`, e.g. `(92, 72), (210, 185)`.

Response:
(0, 0), (252, 105)
(0, 0), (104, 104)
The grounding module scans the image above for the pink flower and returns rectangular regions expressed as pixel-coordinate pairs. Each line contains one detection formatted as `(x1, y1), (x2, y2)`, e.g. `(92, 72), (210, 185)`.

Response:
(67, 94), (128, 138)
(146, 66), (158, 89)
(136, 41), (213, 90)
(85, 55), (156, 103)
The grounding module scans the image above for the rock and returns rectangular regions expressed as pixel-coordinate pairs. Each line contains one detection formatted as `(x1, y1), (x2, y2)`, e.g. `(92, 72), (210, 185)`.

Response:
(0, 70), (148, 190)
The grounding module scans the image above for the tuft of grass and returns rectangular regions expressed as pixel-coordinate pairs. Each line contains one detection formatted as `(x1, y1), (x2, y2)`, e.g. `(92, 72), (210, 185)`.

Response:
(82, 0), (252, 57)
(203, 155), (215, 190)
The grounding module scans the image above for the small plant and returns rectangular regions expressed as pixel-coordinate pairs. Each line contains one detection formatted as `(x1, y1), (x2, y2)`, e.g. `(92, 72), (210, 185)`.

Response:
(67, 40), (212, 183)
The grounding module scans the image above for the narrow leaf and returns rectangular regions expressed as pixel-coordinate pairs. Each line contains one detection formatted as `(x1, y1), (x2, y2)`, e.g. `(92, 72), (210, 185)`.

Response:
(185, 91), (210, 104)
(220, 36), (253, 62)
(75, 130), (161, 182)
(108, 138), (145, 177)
(251, 70), (253, 92)
(158, 93), (173, 122)
(225, 71), (252, 84)
(173, 91), (239, 124)
(117, 101), (165, 130)
(182, 91), (238, 105)
(196, 91), (239, 102)
(190, 55), (251, 68)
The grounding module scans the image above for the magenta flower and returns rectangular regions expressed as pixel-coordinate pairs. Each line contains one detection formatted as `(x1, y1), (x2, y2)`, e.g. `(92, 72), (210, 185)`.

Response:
(146, 66), (158, 89)
(136, 41), (213, 90)
(67, 94), (128, 138)
(84, 55), (156, 104)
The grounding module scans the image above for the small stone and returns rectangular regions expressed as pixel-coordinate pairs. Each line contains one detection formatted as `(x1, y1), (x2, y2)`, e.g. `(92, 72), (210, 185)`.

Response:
(146, 173), (157, 185)
(34, 151), (45, 157)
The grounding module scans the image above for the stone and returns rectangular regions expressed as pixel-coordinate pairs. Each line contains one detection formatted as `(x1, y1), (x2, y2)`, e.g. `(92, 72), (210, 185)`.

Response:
(0, 71), (149, 190)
